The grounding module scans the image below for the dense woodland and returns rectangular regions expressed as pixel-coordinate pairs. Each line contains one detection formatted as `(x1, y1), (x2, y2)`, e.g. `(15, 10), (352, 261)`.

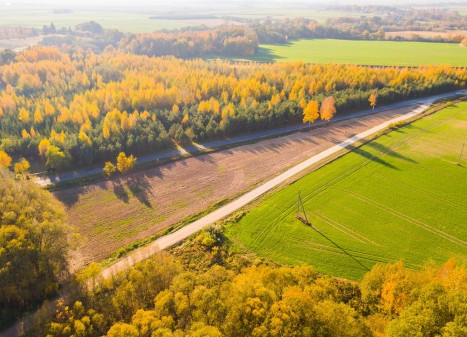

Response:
(0, 46), (466, 171)
(1, 167), (465, 335)
(29, 224), (467, 337)
(119, 26), (259, 58)
(0, 169), (71, 326)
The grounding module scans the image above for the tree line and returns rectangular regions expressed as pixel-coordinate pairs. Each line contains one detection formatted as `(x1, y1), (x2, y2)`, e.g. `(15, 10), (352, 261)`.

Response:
(0, 169), (71, 327)
(0, 46), (465, 171)
(31, 224), (467, 337)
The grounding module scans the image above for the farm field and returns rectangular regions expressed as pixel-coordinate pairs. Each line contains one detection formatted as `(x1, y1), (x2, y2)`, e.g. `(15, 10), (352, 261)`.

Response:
(55, 105), (416, 270)
(385, 30), (467, 40)
(227, 39), (467, 66)
(0, 8), (372, 32)
(225, 102), (467, 280)
(0, 10), (233, 33)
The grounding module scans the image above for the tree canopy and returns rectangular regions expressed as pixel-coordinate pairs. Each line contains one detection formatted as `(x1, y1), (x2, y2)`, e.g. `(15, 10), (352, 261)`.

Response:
(0, 169), (71, 325)
(0, 47), (465, 171)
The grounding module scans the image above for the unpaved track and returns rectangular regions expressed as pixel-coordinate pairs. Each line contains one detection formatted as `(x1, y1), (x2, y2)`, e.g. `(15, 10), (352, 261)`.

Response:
(36, 95), (445, 186)
(100, 98), (440, 279)
(59, 104), (418, 269)
(1, 92), (463, 337)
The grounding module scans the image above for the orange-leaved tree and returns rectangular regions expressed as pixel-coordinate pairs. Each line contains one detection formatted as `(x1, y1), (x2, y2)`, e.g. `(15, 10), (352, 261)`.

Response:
(320, 96), (336, 121)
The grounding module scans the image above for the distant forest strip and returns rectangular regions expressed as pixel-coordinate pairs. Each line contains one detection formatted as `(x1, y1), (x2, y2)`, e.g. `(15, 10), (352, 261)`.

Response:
(1, 6), (466, 57)
(0, 46), (466, 171)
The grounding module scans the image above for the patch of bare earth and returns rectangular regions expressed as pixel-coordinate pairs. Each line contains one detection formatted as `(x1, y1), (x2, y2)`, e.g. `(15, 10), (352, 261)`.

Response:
(385, 30), (467, 40)
(55, 106), (416, 270)
(0, 35), (44, 51)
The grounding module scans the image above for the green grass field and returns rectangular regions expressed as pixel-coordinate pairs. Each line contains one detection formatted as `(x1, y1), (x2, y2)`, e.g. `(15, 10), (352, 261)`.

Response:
(226, 102), (467, 280)
(229, 39), (467, 66)
(0, 8), (373, 32)
(0, 10), (214, 33)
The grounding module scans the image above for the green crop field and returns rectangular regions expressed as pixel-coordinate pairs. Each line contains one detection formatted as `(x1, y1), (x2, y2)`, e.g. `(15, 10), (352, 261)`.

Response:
(226, 102), (467, 280)
(0, 9), (219, 33)
(226, 39), (467, 66)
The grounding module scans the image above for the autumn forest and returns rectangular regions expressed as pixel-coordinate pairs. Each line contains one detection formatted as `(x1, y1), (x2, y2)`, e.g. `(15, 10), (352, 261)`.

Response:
(0, 46), (466, 170)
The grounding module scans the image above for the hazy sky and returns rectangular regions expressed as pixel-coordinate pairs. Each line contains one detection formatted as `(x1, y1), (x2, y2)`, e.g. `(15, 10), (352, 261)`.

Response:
(2, 0), (457, 9)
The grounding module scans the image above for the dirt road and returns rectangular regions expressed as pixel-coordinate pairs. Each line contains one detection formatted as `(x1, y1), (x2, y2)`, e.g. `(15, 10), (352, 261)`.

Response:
(55, 91), (465, 270)
(99, 99), (439, 279)
(2, 91), (463, 337)
(57, 104), (415, 269)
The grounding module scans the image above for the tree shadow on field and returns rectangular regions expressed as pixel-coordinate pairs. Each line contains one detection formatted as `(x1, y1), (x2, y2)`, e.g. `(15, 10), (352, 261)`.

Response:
(250, 46), (286, 62)
(366, 142), (417, 164)
(351, 147), (398, 169)
(113, 182), (129, 204)
(312, 226), (370, 273)
(127, 176), (154, 208)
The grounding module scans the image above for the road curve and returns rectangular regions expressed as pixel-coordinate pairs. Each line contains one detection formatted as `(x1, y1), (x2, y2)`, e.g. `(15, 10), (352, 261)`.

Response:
(1, 91), (464, 337)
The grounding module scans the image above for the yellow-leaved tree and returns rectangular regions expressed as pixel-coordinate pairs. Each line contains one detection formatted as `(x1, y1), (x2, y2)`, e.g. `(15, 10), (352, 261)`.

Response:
(369, 91), (378, 110)
(14, 158), (30, 175)
(0, 169), (71, 318)
(103, 161), (116, 176)
(302, 100), (319, 125)
(116, 152), (136, 173)
(0, 150), (12, 168)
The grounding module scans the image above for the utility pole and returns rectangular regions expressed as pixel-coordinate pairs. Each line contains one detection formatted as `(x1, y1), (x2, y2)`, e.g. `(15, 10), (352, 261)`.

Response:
(458, 143), (465, 166)
(297, 190), (300, 216)
(297, 190), (310, 225)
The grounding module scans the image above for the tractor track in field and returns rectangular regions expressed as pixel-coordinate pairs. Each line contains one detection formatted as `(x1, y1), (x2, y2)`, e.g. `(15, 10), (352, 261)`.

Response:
(345, 190), (467, 248)
(297, 107), (463, 208)
(372, 173), (467, 212)
(313, 211), (379, 246)
(284, 237), (422, 270)
(248, 100), (465, 266)
(249, 103), (449, 250)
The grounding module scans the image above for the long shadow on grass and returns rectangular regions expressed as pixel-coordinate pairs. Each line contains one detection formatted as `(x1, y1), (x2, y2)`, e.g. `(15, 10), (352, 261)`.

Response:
(311, 226), (370, 273)
(351, 147), (398, 169)
(366, 142), (417, 164)
(250, 46), (286, 62)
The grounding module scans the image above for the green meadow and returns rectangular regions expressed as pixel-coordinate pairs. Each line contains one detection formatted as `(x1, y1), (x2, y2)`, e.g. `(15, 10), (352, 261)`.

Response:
(226, 102), (467, 280)
(0, 9), (200, 33)
(228, 39), (467, 66)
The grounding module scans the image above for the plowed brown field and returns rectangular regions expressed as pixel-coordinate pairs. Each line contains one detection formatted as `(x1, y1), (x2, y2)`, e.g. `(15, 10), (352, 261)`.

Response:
(55, 105), (416, 270)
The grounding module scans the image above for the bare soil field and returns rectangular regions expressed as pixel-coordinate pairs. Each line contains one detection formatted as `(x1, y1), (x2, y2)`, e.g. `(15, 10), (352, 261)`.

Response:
(55, 105), (416, 270)
(0, 35), (44, 51)
(385, 30), (467, 40)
